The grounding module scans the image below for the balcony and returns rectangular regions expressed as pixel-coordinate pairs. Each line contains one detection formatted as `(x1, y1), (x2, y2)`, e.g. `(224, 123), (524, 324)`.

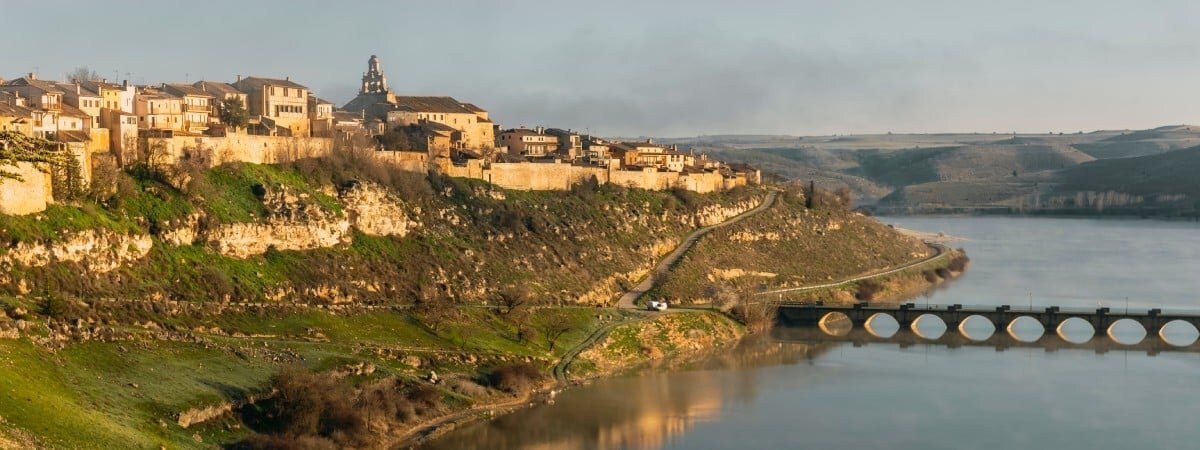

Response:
(185, 104), (211, 113)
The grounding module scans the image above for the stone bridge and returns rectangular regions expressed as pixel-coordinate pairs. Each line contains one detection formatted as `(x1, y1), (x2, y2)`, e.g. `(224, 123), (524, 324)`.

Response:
(775, 302), (1200, 343)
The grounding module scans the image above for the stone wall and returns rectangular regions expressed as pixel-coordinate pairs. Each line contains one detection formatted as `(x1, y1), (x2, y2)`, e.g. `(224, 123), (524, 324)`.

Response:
(143, 132), (333, 169)
(0, 162), (52, 216)
(443, 160), (735, 193)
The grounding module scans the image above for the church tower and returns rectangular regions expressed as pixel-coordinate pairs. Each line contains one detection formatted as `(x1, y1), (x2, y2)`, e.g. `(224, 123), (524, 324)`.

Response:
(360, 54), (389, 95)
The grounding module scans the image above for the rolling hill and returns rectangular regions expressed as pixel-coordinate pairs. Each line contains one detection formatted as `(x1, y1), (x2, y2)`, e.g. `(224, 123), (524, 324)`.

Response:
(681, 126), (1200, 216)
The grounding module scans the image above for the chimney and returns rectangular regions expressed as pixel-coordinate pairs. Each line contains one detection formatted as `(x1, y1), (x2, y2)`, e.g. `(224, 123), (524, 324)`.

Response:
(236, 74), (242, 82)
(28, 72), (36, 80)
(122, 79), (129, 89)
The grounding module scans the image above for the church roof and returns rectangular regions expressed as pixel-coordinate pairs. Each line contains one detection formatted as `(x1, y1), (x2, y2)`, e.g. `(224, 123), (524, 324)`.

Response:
(391, 96), (480, 114)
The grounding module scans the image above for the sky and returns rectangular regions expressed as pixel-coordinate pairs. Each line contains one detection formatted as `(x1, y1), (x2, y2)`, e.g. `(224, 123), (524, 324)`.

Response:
(4, 0), (1200, 137)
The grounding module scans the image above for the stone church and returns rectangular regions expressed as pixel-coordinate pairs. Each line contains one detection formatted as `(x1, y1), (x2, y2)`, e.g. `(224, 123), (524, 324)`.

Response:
(342, 55), (494, 151)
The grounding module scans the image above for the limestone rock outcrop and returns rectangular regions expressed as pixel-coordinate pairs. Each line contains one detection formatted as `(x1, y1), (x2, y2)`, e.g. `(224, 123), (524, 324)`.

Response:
(338, 181), (416, 237)
(0, 229), (153, 273)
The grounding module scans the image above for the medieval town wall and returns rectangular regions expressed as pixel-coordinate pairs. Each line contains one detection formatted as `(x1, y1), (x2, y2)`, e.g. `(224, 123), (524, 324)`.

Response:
(0, 162), (52, 216)
(144, 132), (332, 168)
(443, 159), (736, 193)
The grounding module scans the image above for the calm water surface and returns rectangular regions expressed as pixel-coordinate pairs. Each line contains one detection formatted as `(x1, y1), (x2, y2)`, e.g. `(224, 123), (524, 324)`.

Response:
(422, 217), (1200, 450)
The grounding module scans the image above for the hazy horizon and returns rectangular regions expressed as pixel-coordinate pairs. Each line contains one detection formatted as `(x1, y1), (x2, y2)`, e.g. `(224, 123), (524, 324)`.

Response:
(4, 0), (1199, 137)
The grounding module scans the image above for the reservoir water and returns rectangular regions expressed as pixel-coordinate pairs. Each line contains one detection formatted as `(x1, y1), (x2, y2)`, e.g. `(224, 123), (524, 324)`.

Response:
(421, 217), (1200, 449)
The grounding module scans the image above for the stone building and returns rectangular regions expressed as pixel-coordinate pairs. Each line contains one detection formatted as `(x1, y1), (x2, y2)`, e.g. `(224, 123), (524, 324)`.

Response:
(0, 103), (34, 135)
(342, 55), (494, 151)
(79, 79), (136, 113)
(163, 84), (216, 132)
(231, 76), (311, 137)
(544, 128), (582, 160)
(497, 127), (559, 158)
(134, 87), (184, 131)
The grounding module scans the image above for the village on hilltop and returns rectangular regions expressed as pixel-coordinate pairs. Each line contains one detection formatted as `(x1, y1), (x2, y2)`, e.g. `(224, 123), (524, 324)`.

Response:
(0, 55), (759, 215)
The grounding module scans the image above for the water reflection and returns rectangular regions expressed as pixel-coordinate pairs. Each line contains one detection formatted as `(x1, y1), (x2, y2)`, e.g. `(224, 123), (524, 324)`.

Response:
(775, 322), (1200, 355)
(418, 338), (837, 450)
(424, 217), (1200, 449)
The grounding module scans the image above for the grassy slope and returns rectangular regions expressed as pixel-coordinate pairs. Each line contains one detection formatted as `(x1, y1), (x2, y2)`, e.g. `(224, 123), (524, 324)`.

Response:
(0, 306), (608, 449)
(3, 163), (762, 304)
(0, 159), (768, 447)
(654, 188), (930, 303)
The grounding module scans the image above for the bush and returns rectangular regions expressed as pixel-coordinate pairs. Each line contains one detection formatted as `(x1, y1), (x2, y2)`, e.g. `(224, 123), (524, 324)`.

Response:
(947, 254), (970, 272)
(238, 367), (366, 448)
(854, 280), (883, 301)
(485, 363), (543, 394)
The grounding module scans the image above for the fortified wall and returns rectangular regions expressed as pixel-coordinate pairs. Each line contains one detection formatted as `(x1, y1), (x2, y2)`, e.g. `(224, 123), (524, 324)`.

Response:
(0, 162), (52, 215)
(143, 132), (333, 168)
(444, 159), (742, 193)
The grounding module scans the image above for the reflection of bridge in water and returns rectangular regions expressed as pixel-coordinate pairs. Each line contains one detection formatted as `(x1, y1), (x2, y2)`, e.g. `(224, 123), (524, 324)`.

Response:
(775, 302), (1200, 354)
(771, 325), (1200, 355)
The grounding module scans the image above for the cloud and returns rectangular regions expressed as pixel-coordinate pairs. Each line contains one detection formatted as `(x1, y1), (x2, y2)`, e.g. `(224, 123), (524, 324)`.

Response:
(468, 24), (977, 137)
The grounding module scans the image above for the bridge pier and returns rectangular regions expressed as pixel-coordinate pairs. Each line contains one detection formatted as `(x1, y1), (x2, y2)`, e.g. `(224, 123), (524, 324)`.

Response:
(1090, 308), (1112, 337)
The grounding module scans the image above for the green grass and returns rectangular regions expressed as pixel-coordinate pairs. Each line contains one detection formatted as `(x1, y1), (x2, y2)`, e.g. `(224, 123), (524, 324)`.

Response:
(0, 305), (613, 448)
(197, 163), (342, 223)
(0, 203), (135, 245)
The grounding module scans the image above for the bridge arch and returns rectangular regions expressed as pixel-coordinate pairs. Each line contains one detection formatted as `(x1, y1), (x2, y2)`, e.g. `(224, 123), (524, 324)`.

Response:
(1054, 317), (1095, 344)
(1159, 319), (1200, 347)
(957, 315), (996, 341)
(1005, 316), (1046, 343)
(864, 312), (899, 338)
(817, 311), (852, 337)
(911, 314), (948, 340)
(1106, 318), (1147, 345)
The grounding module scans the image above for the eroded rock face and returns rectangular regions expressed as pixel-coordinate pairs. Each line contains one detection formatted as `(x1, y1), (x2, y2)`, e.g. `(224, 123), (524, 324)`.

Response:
(338, 181), (416, 237)
(205, 219), (352, 258)
(692, 198), (760, 227)
(201, 183), (421, 259)
(0, 230), (153, 273)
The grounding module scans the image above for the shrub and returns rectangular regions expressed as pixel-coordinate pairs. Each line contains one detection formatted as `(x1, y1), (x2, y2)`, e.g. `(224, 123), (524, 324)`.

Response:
(485, 363), (543, 394)
(947, 254), (970, 272)
(854, 280), (883, 301)
(238, 367), (366, 447)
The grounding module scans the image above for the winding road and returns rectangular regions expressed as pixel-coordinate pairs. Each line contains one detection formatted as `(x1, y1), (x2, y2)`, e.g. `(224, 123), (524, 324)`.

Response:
(755, 242), (948, 297)
(616, 190), (779, 310)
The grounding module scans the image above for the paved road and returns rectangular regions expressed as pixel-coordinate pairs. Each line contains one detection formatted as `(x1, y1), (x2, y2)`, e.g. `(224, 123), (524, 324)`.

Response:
(616, 191), (779, 310)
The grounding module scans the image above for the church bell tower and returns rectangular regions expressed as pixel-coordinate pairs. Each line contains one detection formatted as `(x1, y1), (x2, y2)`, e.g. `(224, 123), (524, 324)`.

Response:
(360, 54), (389, 95)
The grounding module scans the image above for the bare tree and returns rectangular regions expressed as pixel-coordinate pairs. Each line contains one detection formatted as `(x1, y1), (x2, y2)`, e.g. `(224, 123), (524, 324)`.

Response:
(68, 66), (101, 83)
(414, 283), (454, 332)
(541, 314), (573, 352)
(734, 294), (777, 334)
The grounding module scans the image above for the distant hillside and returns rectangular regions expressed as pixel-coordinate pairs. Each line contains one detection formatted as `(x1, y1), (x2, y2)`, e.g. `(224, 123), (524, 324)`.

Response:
(1049, 146), (1200, 214)
(1070, 125), (1200, 159)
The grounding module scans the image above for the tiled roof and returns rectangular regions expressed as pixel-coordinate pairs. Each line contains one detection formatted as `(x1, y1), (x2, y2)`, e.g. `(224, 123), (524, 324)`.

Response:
(193, 81), (243, 97)
(5, 77), (65, 94)
(165, 83), (214, 98)
(55, 130), (90, 142)
(59, 104), (92, 118)
(0, 102), (34, 118)
(51, 82), (100, 98)
(391, 96), (477, 114)
(233, 76), (308, 92)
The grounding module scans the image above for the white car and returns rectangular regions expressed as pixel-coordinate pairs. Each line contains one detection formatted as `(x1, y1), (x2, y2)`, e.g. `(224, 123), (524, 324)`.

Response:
(648, 300), (669, 311)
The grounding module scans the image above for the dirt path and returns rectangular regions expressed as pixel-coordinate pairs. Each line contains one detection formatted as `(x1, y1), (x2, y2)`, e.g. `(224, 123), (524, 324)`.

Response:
(616, 191), (779, 310)
(755, 243), (949, 297)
